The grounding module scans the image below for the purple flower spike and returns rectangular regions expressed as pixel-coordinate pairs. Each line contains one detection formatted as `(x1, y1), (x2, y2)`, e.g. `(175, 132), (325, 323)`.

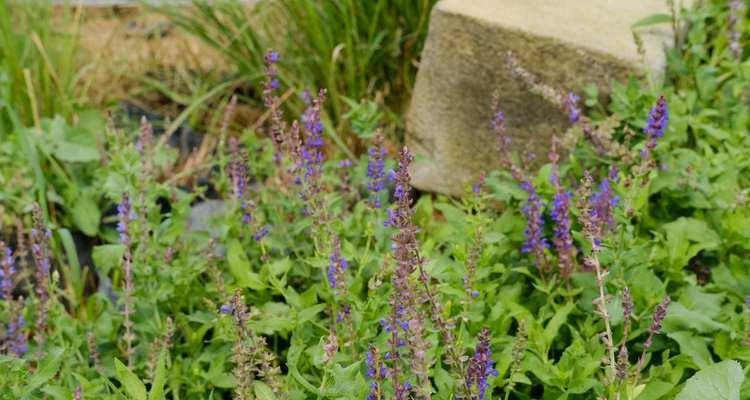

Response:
(8, 314), (28, 357)
(0, 242), (16, 301)
(465, 327), (498, 400)
(366, 133), (387, 208)
(641, 96), (669, 159)
(520, 180), (550, 273)
(253, 225), (270, 241)
(564, 92), (581, 123)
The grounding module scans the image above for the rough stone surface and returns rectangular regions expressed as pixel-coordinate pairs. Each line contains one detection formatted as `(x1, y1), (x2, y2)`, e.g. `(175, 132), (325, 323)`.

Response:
(407, 0), (680, 196)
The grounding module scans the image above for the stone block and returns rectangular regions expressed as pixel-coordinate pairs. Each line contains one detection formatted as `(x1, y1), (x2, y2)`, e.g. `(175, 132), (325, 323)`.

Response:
(407, 0), (680, 196)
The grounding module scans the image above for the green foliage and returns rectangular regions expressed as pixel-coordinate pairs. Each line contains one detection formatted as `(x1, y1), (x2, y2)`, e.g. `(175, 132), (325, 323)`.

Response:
(0, 0), (748, 400)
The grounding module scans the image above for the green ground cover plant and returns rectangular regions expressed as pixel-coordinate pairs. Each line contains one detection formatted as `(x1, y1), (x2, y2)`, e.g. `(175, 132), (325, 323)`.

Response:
(0, 0), (748, 399)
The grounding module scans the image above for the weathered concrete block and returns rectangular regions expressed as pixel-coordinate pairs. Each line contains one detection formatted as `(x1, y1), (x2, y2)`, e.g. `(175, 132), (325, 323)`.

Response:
(407, 0), (679, 196)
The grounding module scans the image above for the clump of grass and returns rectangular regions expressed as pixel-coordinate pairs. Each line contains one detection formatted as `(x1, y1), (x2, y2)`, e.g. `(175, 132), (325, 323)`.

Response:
(158, 0), (437, 140)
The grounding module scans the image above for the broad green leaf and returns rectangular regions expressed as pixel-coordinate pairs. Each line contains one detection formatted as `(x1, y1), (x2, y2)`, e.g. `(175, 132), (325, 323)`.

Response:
(254, 381), (278, 400)
(53, 141), (100, 163)
(227, 239), (265, 290)
(114, 358), (147, 400)
(543, 302), (574, 345)
(675, 360), (743, 400)
(663, 302), (730, 334)
(21, 347), (64, 398)
(636, 380), (674, 400)
(71, 194), (101, 236)
(667, 331), (711, 369)
(91, 244), (125, 276)
(149, 351), (167, 400)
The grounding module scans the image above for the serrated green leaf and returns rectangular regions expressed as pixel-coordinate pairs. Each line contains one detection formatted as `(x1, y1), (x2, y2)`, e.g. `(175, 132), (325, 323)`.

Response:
(227, 239), (265, 290)
(675, 360), (743, 400)
(92, 244), (125, 276)
(21, 347), (64, 398)
(114, 358), (147, 400)
(149, 351), (167, 400)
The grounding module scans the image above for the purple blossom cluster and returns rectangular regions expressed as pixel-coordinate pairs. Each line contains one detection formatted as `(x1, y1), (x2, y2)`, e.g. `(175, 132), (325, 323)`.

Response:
(729, 0), (743, 59)
(520, 180), (550, 269)
(327, 235), (349, 289)
(117, 193), (136, 365)
(549, 138), (575, 277)
(491, 94), (512, 170)
(117, 194), (136, 246)
(300, 89), (327, 182)
(382, 147), (431, 398)
(7, 314), (28, 357)
(366, 345), (387, 400)
(636, 296), (671, 374)
(366, 132), (387, 208)
(465, 327), (498, 400)
(263, 50), (286, 163)
(0, 242), (15, 300)
(590, 169), (620, 237)
(253, 225), (270, 241)
(641, 96), (669, 160)
(227, 137), (253, 225)
(31, 204), (51, 340)
(0, 240), (26, 357)
(564, 92), (581, 123)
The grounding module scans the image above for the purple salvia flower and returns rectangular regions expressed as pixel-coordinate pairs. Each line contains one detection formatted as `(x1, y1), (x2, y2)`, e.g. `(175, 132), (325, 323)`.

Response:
(136, 116), (153, 156)
(30, 204), (51, 344)
(219, 303), (234, 315)
(590, 177), (619, 234)
(641, 96), (669, 160)
(366, 345), (386, 400)
(8, 314), (28, 357)
(327, 235), (348, 289)
(253, 225), (270, 241)
(564, 92), (581, 123)
(0, 242), (16, 301)
(118, 193), (136, 366)
(549, 137), (575, 278)
(300, 89), (326, 180)
(263, 50), (286, 164)
(520, 180), (550, 273)
(636, 296), (671, 374)
(608, 165), (620, 183)
(729, 0), (743, 60)
(227, 137), (255, 226)
(383, 147), (431, 398)
(465, 327), (498, 400)
(491, 94), (513, 170)
(550, 190), (574, 277)
(366, 132), (387, 208)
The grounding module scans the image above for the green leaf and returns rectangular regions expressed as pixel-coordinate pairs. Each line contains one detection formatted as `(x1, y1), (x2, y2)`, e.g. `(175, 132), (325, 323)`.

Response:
(91, 244), (125, 276)
(675, 360), (744, 400)
(149, 351), (167, 400)
(227, 239), (265, 290)
(636, 380), (674, 400)
(632, 13), (672, 28)
(667, 331), (711, 369)
(254, 381), (278, 400)
(21, 347), (64, 398)
(663, 302), (730, 334)
(114, 358), (147, 400)
(53, 140), (100, 162)
(71, 194), (101, 236)
(543, 302), (574, 346)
